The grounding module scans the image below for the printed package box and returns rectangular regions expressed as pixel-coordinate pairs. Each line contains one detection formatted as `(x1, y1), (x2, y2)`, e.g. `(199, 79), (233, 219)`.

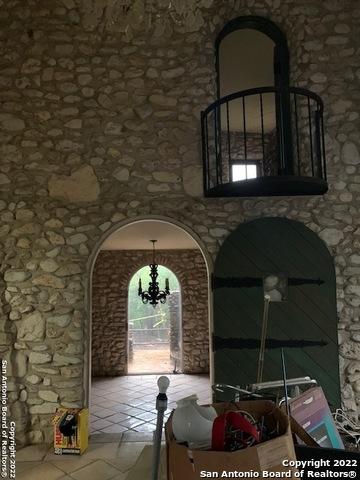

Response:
(165, 400), (298, 479)
(289, 387), (344, 449)
(52, 407), (89, 455)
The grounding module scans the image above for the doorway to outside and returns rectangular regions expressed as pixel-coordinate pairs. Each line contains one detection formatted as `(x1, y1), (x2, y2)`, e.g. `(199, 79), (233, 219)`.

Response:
(127, 265), (181, 374)
(89, 218), (212, 437)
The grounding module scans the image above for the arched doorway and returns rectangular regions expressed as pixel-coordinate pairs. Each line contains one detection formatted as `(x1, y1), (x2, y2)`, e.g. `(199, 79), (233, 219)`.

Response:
(213, 217), (340, 406)
(127, 265), (182, 374)
(87, 217), (212, 435)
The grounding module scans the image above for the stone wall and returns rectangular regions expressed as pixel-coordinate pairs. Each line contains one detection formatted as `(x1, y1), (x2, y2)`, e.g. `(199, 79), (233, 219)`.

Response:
(168, 291), (181, 367)
(0, 0), (359, 445)
(218, 131), (276, 183)
(92, 249), (209, 376)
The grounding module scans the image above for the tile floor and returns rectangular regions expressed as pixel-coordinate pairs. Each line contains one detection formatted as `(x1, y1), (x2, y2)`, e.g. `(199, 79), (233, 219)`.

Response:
(16, 374), (211, 479)
(90, 373), (211, 435)
(16, 434), (161, 480)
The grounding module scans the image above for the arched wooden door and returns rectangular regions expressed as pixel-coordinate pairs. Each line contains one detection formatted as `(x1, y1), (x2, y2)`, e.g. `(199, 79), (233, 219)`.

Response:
(213, 217), (340, 406)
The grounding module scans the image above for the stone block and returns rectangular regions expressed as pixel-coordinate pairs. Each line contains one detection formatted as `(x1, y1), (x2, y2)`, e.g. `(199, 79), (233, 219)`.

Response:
(29, 403), (58, 414)
(29, 352), (52, 364)
(18, 312), (45, 342)
(48, 165), (100, 203)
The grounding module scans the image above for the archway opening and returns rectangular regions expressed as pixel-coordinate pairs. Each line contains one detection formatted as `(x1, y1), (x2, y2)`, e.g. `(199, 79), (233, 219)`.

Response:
(88, 218), (212, 437)
(127, 265), (181, 375)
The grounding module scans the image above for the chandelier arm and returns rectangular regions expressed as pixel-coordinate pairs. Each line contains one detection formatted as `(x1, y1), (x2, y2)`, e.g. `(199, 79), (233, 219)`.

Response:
(141, 291), (152, 299)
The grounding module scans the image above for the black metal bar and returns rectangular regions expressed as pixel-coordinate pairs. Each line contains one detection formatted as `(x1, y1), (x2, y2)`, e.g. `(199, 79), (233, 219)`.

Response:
(202, 86), (323, 118)
(226, 101), (232, 182)
(202, 86), (276, 116)
(214, 107), (220, 185)
(212, 276), (262, 289)
(314, 108), (322, 178)
(201, 111), (209, 193)
(201, 85), (327, 191)
(321, 114), (327, 181)
(281, 86), (294, 175)
(242, 96), (247, 161)
(204, 115), (210, 190)
(212, 275), (324, 289)
(289, 277), (324, 286)
(293, 92), (301, 175)
(217, 105), (223, 184)
(307, 96), (314, 177)
(260, 93), (265, 169)
(213, 336), (327, 351)
(275, 88), (285, 174)
(290, 86), (324, 110)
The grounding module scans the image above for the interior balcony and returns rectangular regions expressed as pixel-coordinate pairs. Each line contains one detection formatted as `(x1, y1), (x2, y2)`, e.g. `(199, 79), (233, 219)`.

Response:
(201, 86), (327, 197)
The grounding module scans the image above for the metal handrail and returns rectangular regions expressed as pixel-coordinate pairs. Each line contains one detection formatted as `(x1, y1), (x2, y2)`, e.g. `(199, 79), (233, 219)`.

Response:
(202, 86), (323, 117)
(201, 84), (326, 195)
(212, 383), (263, 401)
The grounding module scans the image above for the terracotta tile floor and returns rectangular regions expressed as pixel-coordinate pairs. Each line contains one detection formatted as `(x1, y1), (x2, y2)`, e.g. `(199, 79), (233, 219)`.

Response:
(90, 374), (211, 435)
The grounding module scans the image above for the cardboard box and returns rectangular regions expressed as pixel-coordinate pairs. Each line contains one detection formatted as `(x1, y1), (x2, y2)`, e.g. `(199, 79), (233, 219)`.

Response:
(165, 400), (298, 479)
(52, 407), (89, 455)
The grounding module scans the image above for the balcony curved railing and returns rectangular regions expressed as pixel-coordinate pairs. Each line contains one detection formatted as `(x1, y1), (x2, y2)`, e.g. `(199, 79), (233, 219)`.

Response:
(201, 86), (327, 197)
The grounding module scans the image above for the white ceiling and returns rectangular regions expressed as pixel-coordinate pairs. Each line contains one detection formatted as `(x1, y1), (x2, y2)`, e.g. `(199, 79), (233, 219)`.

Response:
(101, 220), (199, 250)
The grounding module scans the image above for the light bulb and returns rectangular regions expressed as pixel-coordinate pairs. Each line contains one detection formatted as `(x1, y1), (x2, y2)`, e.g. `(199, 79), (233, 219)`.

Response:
(157, 376), (170, 394)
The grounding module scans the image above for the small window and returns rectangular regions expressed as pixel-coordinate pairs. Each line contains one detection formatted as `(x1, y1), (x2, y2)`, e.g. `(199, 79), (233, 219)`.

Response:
(232, 163), (258, 181)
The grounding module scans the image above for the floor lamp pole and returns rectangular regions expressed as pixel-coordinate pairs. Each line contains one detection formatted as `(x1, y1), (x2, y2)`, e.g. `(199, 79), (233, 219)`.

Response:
(152, 376), (170, 480)
(257, 295), (271, 383)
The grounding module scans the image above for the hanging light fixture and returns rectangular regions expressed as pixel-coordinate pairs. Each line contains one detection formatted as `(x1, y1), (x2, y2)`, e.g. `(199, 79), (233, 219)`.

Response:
(138, 240), (170, 307)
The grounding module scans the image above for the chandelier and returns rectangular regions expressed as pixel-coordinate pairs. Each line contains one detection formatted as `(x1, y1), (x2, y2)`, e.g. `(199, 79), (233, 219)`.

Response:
(138, 240), (170, 307)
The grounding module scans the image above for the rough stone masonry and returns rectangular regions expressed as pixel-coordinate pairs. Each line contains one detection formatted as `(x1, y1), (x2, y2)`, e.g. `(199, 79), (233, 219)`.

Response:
(92, 249), (209, 376)
(0, 0), (360, 445)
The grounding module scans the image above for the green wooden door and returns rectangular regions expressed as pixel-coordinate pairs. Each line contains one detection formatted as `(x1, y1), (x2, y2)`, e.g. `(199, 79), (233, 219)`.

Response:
(213, 217), (340, 406)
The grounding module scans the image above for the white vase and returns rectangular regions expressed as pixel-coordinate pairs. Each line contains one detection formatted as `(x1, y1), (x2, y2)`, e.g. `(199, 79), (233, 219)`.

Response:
(172, 394), (217, 448)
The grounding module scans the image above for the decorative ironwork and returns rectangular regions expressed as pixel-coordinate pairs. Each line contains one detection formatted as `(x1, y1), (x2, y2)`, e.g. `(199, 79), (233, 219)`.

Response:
(211, 275), (324, 290)
(201, 86), (327, 197)
(138, 240), (170, 307)
(212, 336), (327, 351)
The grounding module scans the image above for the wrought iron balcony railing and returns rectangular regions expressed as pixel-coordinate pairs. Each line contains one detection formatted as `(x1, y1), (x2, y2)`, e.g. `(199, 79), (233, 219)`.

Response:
(201, 86), (327, 197)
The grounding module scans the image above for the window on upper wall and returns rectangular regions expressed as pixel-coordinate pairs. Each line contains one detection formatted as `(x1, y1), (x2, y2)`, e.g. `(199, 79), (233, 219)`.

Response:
(232, 162), (258, 181)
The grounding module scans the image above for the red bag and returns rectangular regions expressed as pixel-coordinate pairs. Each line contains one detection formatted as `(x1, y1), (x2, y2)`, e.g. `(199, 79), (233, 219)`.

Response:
(212, 411), (260, 451)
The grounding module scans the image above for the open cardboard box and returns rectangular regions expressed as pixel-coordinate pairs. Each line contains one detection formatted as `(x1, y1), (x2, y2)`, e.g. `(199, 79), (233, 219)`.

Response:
(165, 400), (298, 479)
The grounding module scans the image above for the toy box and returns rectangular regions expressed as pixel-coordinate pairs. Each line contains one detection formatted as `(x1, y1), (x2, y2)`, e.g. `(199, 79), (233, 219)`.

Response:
(52, 407), (89, 455)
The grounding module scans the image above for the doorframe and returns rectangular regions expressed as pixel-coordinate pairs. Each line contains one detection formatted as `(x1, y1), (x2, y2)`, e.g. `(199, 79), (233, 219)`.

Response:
(126, 265), (183, 375)
(85, 215), (214, 406)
